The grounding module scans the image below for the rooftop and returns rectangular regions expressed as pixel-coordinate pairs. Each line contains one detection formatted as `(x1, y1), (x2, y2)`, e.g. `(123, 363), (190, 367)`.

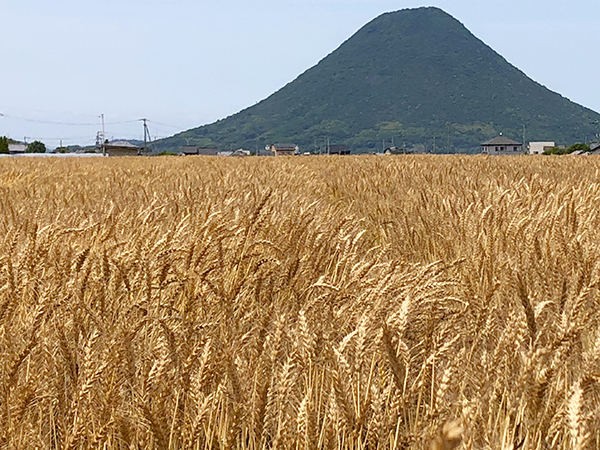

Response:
(481, 136), (522, 146)
(106, 141), (139, 148)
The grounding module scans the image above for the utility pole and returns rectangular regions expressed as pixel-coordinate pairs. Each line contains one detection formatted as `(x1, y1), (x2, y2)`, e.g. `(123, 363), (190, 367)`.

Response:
(327, 137), (330, 155)
(522, 124), (526, 154)
(446, 122), (451, 152)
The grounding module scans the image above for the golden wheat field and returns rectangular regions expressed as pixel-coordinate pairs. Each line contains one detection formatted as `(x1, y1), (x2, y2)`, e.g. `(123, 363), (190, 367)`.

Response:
(1, 155), (600, 450)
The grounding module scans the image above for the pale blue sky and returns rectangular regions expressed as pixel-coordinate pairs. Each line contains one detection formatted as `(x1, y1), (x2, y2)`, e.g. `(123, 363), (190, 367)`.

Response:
(1, 0), (598, 147)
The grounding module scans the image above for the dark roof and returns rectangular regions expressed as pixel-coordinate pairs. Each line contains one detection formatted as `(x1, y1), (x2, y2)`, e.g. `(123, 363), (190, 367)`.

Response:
(481, 136), (522, 146)
(183, 146), (218, 155)
(590, 142), (600, 152)
(328, 144), (350, 154)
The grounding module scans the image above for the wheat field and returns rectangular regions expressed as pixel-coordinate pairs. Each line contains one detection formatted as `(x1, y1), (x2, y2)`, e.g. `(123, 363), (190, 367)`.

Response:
(1, 155), (600, 450)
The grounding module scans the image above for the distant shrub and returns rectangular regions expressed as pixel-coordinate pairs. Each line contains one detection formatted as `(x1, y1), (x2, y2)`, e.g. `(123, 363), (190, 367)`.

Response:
(26, 140), (46, 153)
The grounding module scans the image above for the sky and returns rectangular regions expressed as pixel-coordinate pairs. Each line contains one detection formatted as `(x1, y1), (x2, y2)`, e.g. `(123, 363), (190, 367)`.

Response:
(1, 0), (599, 148)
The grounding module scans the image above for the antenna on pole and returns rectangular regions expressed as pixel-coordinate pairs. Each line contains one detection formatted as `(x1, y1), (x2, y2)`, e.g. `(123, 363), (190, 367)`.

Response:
(99, 114), (106, 156)
(140, 118), (152, 155)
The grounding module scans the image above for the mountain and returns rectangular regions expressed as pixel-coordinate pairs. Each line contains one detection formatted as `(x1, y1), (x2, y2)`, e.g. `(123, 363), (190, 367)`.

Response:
(157, 7), (600, 153)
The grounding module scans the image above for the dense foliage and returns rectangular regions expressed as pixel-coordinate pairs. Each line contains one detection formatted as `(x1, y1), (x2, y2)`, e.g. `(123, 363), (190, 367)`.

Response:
(544, 143), (591, 155)
(156, 7), (600, 154)
(2, 155), (600, 449)
(26, 140), (46, 153)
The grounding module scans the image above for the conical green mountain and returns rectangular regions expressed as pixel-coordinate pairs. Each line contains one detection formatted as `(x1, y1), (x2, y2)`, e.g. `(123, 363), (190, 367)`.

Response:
(159, 7), (600, 153)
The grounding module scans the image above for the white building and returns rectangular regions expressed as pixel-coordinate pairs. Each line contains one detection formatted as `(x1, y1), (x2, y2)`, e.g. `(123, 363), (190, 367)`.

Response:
(8, 144), (27, 154)
(528, 141), (555, 155)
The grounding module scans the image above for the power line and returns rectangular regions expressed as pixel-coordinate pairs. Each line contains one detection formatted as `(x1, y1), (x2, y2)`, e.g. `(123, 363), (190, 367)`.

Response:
(148, 120), (186, 130)
(23, 135), (95, 141)
(0, 113), (138, 127)
(1, 113), (188, 130)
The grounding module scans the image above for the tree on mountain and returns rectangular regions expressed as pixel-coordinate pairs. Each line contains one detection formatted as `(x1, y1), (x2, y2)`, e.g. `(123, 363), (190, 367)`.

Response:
(26, 141), (46, 153)
(0, 136), (8, 154)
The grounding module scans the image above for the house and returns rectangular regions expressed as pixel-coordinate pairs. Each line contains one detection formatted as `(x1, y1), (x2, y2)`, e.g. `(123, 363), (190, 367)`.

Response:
(528, 141), (555, 155)
(183, 146), (219, 156)
(589, 142), (600, 154)
(328, 144), (351, 155)
(269, 143), (297, 156)
(481, 135), (523, 155)
(104, 141), (140, 156)
(8, 144), (27, 154)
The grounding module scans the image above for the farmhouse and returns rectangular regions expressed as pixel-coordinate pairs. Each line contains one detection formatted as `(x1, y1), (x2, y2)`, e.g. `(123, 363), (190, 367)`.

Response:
(481, 135), (523, 155)
(269, 143), (297, 156)
(104, 141), (140, 156)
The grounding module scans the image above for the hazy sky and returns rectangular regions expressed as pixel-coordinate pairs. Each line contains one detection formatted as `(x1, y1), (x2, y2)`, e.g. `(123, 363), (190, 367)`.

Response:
(1, 0), (598, 148)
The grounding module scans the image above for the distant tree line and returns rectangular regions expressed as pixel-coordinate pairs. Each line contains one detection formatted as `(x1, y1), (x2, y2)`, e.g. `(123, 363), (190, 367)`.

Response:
(0, 137), (47, 154)
(543, 143), (590, 155)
